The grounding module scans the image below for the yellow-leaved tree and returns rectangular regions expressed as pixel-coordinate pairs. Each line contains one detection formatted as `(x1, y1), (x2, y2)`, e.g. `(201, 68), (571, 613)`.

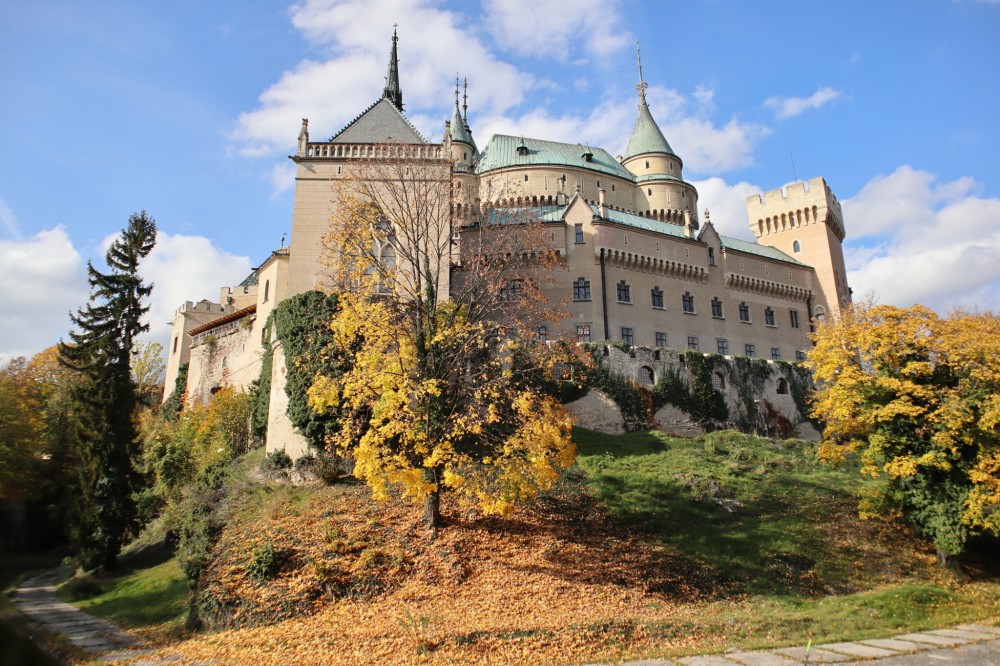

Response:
(808, 301), (1000, 564)
(308, 148), (585, 533)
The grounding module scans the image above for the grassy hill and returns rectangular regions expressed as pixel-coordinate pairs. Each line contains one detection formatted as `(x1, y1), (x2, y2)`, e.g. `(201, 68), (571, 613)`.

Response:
(64, 429), (1000, 665)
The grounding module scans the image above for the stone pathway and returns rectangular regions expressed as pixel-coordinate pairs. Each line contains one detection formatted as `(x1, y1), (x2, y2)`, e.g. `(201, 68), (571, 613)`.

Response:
(9, 568), (180, 664)
(590, 624), (1000, 666)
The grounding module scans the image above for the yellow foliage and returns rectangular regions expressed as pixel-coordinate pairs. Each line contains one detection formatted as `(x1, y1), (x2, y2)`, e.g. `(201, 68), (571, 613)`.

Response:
(808, 301), (1000, 542)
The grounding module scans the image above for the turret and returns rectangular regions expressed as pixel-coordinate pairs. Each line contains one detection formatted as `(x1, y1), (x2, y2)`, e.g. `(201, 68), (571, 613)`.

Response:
(621, 43), (698, 226)
(448, 77), (476, 168)
(747, 177), (852, 321)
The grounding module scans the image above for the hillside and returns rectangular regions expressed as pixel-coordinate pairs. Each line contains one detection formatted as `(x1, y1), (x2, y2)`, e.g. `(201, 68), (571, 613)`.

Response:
(92, 430), (999, 665)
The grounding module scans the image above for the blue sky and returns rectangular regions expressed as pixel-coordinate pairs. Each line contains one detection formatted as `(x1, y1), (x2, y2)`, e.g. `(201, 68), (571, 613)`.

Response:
(2, 0), (1000, 362)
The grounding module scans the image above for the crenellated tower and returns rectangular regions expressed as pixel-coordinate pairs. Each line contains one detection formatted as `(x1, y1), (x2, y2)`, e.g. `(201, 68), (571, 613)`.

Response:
(746, 177), (851, 322)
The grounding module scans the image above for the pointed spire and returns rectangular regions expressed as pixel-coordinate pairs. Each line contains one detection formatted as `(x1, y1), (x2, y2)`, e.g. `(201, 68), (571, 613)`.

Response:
(449, 74), (475, 149)
(636, 41), (648, 103)
(462, 77), (469, 124)
(622, 42), (676, 161)
(382, 26), (403, 111)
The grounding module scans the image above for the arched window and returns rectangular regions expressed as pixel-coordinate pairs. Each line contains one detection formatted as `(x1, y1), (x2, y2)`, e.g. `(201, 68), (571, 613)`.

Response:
(777, 378), (789, 395)
(814, 305), (827, 322)
(263, 280), (270, 303)
(712, 372), (726, 390)
(638, 366), (655, 386)
(793, 240), (801, 253)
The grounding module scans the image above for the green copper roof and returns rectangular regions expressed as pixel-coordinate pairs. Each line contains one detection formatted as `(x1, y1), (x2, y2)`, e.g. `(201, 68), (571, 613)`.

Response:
(622, 98), (675, 160)
(330, 98), (426, 144)
(588, 203), (692, 238)
(449, 101), (475, 148)
(718, 235), (806, 266)
(476, 135), (634, 179)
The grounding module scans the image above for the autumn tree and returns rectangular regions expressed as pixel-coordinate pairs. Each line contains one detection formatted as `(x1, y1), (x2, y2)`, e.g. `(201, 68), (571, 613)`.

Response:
(808, 302), (1000, 564)
(309, 149), (580, 533)
(61, 211), (157, 570)
(132, 340), (166, 405)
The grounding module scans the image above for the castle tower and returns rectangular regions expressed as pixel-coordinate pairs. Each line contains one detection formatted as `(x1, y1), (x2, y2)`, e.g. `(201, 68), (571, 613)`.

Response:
(621, 44), (698, 225)
(446, 77), (478, 222)
(746, 177), (852, 322)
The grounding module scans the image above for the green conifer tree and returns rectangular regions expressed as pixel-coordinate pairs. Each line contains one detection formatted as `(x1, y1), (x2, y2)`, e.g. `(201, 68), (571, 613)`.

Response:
(60, 211), (157, 570)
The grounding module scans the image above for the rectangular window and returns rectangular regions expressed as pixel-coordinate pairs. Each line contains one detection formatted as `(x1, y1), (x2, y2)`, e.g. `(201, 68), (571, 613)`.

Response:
(687, 335), (699, 351)
(739, 303), (751, 323)
(708, 248), (716, 266)
(621, 327), (634, 345)
(744, 343), (756, 358)
(682, 292), (695, 314)
(573, 277), (591, 301)
(795, 350), (806, 362)
(771, 347), (781, 360)
(172, 336), (178, 354)
(651, 287), (663, 309)
(711, 298), (723, 318)
(717, 338), (729, 355)
(534, 326), (548, 343)
(500, 279), (524, 302)
(617, 280), (631, 304)
(574, 224), (584, 244)
(764, 307), (775, 327)
(576, 324), (592, 343)
(655, 331), (667, 348)
(790, 309), (800, 329)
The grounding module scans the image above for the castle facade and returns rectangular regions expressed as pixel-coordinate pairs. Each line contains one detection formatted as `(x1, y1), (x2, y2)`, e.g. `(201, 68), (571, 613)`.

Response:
(163, 32), (850, 455)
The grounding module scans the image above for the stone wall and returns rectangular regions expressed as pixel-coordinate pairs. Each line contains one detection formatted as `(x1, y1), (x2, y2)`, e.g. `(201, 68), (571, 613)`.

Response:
(565, 344), (818, 440)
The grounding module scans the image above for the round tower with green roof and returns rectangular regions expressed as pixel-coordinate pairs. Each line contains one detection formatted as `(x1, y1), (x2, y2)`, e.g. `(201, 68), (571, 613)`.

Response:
(620, 44), (699, 228)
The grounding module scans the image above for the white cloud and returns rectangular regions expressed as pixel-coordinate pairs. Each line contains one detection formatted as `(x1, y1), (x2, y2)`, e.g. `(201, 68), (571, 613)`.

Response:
(0, 198), (20, 240)
(475, 85), (769, 176)
(137, 233), (253, 352)
(843, 166), (1000, 312)
(690, 177), (763, 241)
(764, 86), (841, 119)
(0, 226), (87, 363)
(483, 0), (631, 60)
(270, 161), (297, 198)
(233, 0), (529, 157)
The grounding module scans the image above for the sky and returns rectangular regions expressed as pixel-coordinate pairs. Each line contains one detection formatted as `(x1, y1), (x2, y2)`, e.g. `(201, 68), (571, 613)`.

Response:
(2, 0), (1000, 364)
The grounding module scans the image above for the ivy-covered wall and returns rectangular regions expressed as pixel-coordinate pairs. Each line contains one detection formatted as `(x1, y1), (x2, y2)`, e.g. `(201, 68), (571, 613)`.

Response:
(563, 345), (818, 440)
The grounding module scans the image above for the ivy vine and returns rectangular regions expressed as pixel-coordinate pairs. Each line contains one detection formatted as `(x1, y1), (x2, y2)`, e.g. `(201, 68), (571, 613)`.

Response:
(776, 360), (817, 428)
(728, 356), (773, 432)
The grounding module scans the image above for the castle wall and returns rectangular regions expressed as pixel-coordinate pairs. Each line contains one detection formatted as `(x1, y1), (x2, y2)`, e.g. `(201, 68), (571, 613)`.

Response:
(566, 345), (816, 439)
(550, 200), (814, 362)
(265, 339), (310, 459)
(185, 317), (258, 406)
(163, 300), (233, 401)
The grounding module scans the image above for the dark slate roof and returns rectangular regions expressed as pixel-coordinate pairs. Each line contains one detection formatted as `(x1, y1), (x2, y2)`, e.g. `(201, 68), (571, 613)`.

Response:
(330, 98), (426, 144)
(476, 135), (634, 179)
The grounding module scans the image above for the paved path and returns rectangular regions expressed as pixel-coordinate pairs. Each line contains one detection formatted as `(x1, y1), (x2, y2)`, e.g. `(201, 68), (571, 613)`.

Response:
(10, 568), (178, 664)
(592, 624), (1000, 666)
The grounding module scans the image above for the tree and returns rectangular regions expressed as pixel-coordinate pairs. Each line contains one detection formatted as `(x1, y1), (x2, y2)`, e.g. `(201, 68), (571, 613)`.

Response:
(308, 150), (581, 533)
(132, 340), (166, 404)
(0, 358), (41, 498)
(60, 211), (157, 570)
(808, 302), (1000, 564)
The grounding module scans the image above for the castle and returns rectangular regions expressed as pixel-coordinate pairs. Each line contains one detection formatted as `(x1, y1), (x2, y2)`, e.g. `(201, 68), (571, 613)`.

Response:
(163, 32), (850, 454)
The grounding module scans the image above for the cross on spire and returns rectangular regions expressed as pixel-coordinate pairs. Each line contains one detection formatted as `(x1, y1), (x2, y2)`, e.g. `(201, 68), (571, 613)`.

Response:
(636, 41), (648, 102)
(463, 77), (469, 122)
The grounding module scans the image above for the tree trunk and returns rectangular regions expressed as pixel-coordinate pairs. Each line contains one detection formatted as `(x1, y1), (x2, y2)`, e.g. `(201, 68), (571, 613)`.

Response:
(422, 468), (441, 539)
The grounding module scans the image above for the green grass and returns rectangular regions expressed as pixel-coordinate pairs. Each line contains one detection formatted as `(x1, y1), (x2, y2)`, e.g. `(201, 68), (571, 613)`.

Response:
(572, 427), (1000, 656)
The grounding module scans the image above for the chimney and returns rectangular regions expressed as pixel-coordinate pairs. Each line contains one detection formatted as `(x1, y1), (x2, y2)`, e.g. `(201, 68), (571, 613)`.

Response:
(598, 188), (606, 218)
